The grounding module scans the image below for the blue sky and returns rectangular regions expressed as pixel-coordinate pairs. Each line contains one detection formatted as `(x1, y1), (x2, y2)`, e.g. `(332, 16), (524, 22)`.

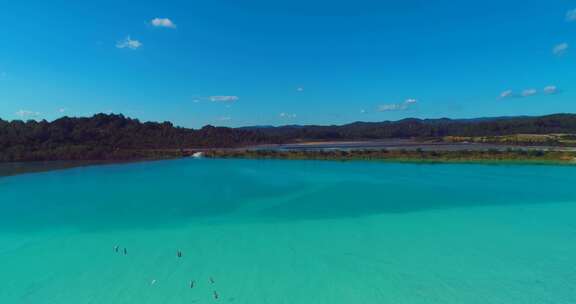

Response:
(0, 0), (575, 128)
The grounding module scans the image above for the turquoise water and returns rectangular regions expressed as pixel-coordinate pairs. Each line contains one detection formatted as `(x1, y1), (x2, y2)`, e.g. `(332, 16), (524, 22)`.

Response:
(2, 159), (576, 303)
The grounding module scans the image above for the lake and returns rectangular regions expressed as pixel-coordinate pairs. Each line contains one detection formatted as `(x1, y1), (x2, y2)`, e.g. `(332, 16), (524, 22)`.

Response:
(1, 158), (576, 303)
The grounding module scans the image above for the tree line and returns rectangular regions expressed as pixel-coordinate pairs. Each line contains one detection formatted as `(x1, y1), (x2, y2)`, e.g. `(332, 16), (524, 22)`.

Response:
(2, 113), (576, 162)
(0, 114), (273, 162)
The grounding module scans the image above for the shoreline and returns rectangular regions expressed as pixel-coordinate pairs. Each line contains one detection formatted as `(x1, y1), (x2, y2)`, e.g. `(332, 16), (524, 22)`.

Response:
(202, 149), (576, 166)
(2, 147), (575, 178)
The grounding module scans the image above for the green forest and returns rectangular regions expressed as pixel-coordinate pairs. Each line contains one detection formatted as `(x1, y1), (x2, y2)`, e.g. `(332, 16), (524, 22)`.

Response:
(0, 114), (272, 162)
(2, 113), (576, 162)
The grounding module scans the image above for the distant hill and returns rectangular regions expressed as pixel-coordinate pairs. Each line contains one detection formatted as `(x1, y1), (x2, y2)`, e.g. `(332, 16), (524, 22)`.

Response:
(244, 114), (576, 141)
(2, 113), (576, 162)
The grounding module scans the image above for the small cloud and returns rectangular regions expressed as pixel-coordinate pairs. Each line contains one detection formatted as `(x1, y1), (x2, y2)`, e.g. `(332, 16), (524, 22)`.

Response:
(58, 108), (67, 113)
(16, 110), (41, 118)
(377, 104), (406, 112)
(296, 87), (304, 92)
(377, 98), (417, 112)
(360, 109), (366, 114)
(566, 9), (576, 22)
(500, 86), (561, 100)
(553, 43), (568, 56)
(151, 18), (177, 28)
(543, 85), (559, 95)
(192, 96), (239, 103)
(521, 88), (538, 97)
(279, 112), (297, 118)
(210, 96), (239, 103)
(499, 89), (514, 99)
(116, 36), (143, 50)
(218, 116), (232, 121)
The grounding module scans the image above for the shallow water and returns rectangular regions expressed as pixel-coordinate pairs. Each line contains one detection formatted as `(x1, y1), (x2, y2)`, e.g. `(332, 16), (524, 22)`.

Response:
(1, 159), (576, 303)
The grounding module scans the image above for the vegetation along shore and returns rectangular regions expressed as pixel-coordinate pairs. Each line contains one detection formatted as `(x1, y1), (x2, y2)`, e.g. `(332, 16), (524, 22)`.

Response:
(202, 149), (576, 164)
(3, 113), (576, 163)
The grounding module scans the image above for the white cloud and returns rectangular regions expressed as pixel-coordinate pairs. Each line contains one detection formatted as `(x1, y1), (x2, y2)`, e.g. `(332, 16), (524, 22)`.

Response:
(16, 110), (41, 118)
(500, 86), (561, 100)
(279, 112), (297, 118)
(296, 87), (304, 92)
(521, 88), (538, 97)
(543, 85), (559, 95)
(499, 89), (514, 99)
(377, 104), (405, 112)
(210, 96), (239, 103)
(377, 98), (418, 112)
(553, 43), (568, 56)
(151, 18), (177, 28)
(566, 9), (576, 22)
(58, 108), (68, 113)
(116, 36), (143, 50)
(218, 116), (232, 121)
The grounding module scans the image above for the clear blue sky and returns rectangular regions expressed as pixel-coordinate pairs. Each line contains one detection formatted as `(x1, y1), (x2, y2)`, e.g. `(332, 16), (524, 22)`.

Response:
(0, 0), (574, 128)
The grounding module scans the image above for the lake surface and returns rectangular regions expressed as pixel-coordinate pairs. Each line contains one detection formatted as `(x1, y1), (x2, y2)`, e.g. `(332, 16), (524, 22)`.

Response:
(1, 159), (576, 303)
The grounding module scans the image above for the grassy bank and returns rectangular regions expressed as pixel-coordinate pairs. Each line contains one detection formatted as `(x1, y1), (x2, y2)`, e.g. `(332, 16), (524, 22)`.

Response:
(203, 149), (576, 164)
(443, 134), (576, 147)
